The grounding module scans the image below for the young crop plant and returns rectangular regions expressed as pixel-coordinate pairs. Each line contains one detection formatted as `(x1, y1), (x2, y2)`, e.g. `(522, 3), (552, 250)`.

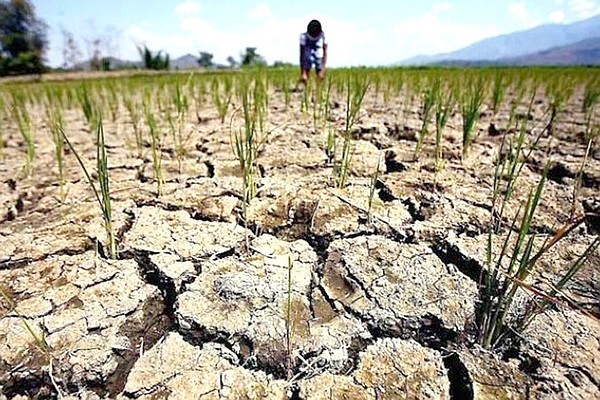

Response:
(478, 127), (599, 350)
(124, 92), (144, 158)
(11, 92), (35, 177)
(77, 85), (100, 132)
(103, 82), (120, 123)
(231, 79), (265, 204)
(491, 71), (507, 116)
(46, 104), (68, 201)
(0, 286), (52, 379)
(402, 73), (422, 126)
(212, 75), (233, 124)
(506, 77), (529, 132)
(415, 77), (441, 158)
(460, 76), (486, 159)
(61, 117), (117, 259)
(335, 73), (369, 188)
(168, 82), (190, 173)
(434, 81), (456, 175)
(544, 75), (574, 137)
(253, 75), (269, 135)
(144, 95), (165, 197)
(582, 77), (599, 140)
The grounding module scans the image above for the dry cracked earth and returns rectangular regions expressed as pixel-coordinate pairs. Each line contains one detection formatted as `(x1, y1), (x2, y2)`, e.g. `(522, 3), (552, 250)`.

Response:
(0, 81), (599, 399)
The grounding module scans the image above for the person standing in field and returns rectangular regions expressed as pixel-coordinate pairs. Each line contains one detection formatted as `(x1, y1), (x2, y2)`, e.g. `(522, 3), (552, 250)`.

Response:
(299, 19), (328, 84)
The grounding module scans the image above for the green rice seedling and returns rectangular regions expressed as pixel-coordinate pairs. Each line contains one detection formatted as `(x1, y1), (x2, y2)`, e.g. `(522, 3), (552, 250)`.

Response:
(77, 85), (100, 131)
(144, 94), (164, 197)
(460, 76), (486, 159)
(415, 76), (441, 157)
(253, 75), (269, 135)
(0, 287), (60, 399)
(335, 73), (369, 188)
(190, 76), (207, 119)
(281, 72), (292, 110)
(301, 79), (311, 115)
(46, 104), (68, 202)
(372, 71), (382, 101)
(480, 164), (548, 350)
(0, 285), (50, 358)
(491, 71), (506, 116)
(582, 77), (599, 139)
(168, 82), (190, 173)
(11, 92), (35, 177)
(481, 186), (599, 349)
(544, 75), (574, 137)
(434, 81), (456, 174)
(231, 79), (265, 204)
(570, 139), (593, 220)
(479, 124), (598, 349)
(311, 82), (321, 131)
(61, 117), (117, 259)
(124, 92), (144, 158)
(312, 77), (333, 131)
(212, 75), (233, 124)
(506, 78), (528, 132)
(325, 123), (337, 165)
(105, 82), (120, 123)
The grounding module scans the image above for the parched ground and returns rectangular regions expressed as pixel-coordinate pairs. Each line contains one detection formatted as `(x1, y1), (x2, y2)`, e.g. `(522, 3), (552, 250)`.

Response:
(0, 77), (599, 399)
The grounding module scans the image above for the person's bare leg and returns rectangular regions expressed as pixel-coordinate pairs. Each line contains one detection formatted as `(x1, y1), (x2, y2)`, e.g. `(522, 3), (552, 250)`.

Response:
(317, 69), (325, 84)
(301, 68), (309, 84)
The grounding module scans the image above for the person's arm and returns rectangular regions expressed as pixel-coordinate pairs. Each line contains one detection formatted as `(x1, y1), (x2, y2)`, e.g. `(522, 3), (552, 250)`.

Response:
(318, 42), (327, 79)
(300, 44), (306, 69)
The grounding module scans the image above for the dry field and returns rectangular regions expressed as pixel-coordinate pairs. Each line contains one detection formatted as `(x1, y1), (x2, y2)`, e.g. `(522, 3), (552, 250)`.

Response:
(0, 68), (599, 399)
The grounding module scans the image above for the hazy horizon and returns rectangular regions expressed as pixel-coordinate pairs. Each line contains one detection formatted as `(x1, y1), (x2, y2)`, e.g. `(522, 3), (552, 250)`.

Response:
(32, 0), (600, 68)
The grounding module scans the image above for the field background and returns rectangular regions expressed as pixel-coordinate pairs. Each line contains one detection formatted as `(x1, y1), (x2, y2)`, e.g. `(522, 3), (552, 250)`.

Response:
(0, 67), (599, 399)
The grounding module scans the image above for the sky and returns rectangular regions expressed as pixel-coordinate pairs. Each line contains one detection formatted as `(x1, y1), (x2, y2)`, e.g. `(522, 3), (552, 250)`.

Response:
(33, 0), (600, 68)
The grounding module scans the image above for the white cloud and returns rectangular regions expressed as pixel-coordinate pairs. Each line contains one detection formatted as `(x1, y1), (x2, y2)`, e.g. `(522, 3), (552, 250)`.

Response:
(432, 3), (453, 14)
(118, 4), (507, 67)
(568, 0), (600, 18)
(392, 12), (498, 60)
(549, 10), (566, 23)
(123, 10), (383, 67)
(508, 2), (529, 21)
(175, 1), (201, 15)
(248, 4), (273, 19)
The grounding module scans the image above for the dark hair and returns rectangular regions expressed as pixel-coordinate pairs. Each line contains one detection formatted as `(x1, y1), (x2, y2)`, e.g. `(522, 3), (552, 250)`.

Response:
(307, 20), (322, 36)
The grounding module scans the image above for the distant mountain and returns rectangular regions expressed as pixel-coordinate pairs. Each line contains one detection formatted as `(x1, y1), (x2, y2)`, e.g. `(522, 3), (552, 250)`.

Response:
(401, 14), (600, 65)
(171, 54), (200, 70)
(432, 37), (600, 66)
(503, 37), (600, 65)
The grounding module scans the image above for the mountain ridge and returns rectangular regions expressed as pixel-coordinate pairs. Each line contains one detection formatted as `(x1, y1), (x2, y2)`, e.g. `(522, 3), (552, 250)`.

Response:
(400, 14), (600, 65)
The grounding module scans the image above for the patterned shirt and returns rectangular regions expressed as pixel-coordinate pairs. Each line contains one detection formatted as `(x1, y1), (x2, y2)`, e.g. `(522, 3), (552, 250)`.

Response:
(300, 32), (326, 59)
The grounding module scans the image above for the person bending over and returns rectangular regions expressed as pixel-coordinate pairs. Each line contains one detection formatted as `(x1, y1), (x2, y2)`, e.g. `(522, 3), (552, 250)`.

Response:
(300, 19), (328, 84)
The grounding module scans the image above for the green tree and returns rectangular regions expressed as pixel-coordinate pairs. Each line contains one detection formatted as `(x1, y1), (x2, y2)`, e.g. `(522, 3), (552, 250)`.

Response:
(137, 45), (169, 70)
(226, 55), (238, 68)
(240, 47), (266, 67)
(198, 51), (213, 68)
(0, 0), (47, 75)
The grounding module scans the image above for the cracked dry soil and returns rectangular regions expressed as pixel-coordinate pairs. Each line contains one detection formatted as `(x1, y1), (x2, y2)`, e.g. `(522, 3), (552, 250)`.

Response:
(1, 76), (599, 399)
